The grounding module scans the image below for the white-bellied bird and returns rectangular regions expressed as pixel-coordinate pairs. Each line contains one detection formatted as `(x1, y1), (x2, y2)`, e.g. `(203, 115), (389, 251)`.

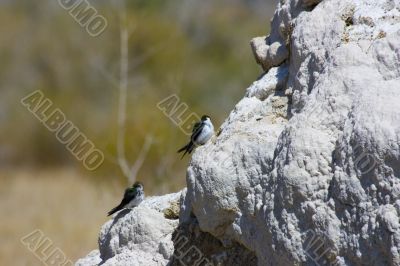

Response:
(177, 115), (214, 159)
(107, 182), (145, 216)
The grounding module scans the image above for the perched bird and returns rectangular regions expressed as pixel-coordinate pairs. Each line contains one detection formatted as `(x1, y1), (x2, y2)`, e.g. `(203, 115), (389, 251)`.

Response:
(107, 182), (145, 216)
(178, 115), (214, 159)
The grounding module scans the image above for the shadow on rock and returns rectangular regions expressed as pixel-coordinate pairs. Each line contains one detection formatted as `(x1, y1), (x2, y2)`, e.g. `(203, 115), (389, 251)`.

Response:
(168, 216), (257, 266)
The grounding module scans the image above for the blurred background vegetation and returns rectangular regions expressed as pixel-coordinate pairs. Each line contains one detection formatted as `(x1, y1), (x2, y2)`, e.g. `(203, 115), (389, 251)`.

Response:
(0, 0), (276, 264)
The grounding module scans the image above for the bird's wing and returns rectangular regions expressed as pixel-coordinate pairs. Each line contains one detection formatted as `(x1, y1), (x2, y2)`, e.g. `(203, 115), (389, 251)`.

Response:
(192, 121), (202, 134)
(191, 121), (204, 140)
(107, 188), (137, 216)
(119, 188), (137, 206)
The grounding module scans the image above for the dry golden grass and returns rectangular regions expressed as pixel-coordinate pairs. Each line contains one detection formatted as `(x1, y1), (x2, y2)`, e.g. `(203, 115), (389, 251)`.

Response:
(0, 169), (127, 266)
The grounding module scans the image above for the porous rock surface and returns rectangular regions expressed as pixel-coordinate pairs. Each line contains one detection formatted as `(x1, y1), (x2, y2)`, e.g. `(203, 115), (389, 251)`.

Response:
(76, 192), (182, 266)
(184, 0), (400, 265)
(78, 0), (400, 265)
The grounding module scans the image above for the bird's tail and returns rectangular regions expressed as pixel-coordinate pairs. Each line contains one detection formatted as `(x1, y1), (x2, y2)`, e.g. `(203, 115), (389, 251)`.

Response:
(177, 142), (194, 159)
(107, 204), (123, 216)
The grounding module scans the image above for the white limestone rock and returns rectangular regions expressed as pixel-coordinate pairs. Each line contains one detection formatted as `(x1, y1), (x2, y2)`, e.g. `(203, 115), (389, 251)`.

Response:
(76, 250), (101, 266)
(250, 37), (289, 71)
(184, 0), (400, 265)
(76, 192), (181, 266)
(246, 64), (289, 100)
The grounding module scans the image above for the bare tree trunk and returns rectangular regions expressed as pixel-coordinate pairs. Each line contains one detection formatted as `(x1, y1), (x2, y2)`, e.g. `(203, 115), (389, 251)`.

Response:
(117, 1), (153, 184)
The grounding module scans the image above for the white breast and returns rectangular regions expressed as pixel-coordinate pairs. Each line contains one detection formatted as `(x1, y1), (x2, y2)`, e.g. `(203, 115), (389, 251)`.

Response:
(195, 119), (214, 145)
(126, 191), (145, 208)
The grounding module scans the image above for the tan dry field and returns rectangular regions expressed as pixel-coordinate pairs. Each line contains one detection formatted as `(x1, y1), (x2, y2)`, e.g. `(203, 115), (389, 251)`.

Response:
(0, 169), (127, 266)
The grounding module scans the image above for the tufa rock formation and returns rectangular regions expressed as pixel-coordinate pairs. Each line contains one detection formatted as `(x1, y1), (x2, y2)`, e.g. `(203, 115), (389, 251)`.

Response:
(78, 0), (400, 265)
(76, 192), (182, 265)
